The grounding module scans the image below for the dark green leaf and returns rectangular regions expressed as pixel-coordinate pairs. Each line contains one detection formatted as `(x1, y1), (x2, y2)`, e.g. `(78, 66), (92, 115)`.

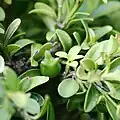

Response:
(46, 102), (55, 120)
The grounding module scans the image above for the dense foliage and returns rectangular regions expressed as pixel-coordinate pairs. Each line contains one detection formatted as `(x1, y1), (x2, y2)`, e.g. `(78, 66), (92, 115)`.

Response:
(1, 0), (120, 120)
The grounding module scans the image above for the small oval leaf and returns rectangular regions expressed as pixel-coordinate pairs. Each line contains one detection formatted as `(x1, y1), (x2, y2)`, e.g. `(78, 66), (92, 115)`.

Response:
(58, 79), (79, 98)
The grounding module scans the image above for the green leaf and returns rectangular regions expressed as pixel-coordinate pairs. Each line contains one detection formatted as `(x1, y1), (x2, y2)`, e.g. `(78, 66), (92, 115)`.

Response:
(4, 0), (12, 5)
(84, 84), (100, 112)
(34, 42), (52, 61)
(88, 71), (101, 83)
(76, 66), (88, 80)
(104, 35), (118, 55)
(30, 43), (42, 66)
(31, 93), (44, 107)
(58, 79), (79, 98)
(19, 77), (31, 92)
(109, 57), (120, 72)
(106, 82), (120, 100)
(46, 31), (56, 41)
(80, 0), (100, 14)
(42, 16), (56, 31)
(56, 29), (72, 51)
(3, 66), (19, 91)
(46, 102), (55, 120)
(80, 58), (97, 71)
(0, 108), (10, 120)
(68, 45), (81, 61)
(7, 92), (28, 109)
(55, 51), (68, 58)
(0, 56), (4, 73)
(25, 98), (40, 115)
(20, 76), (49, 92)
(0, 7), (5, 21)
(29, 2), (57, 19)
(67, 61), (78, 68)
(32, 95), (50, 119)
(84, 36), (117, 65)
(88, 28), (96, 46)
(0, 28), (4, 34)
(19, 69), (40, 80)
(105, 95), (119, 120)
(91, 1), (120, 18)
(102, 70), (120, 82)
(73, 32), (81, 45)
(102, 0), (107, 3)
(81, 20), (90, 50)
(116, 105), (120, 119)
(4, 18), (21, 44)
(92, 26), (112, 41)
(7, 39), (34, 56)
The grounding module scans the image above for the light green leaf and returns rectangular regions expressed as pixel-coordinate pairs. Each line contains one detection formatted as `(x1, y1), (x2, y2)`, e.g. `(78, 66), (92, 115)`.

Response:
(91, 1), (120, 18)
(31, 93), (44, 107)
(0, 56), (4, 73)
(0, 28), (4, 34)
(109, 57), (120, 72)
(0, 7), (5, 21)
(81, 20), (90, 50)
(84, 42), (104, 64)
(88, 28), (96, 46)
(67, 61), (78, 68)
(84, 84), (100, 112)
(56, 29), (72, 51)
(20, 76), (49, 92)
(104, 35), (118, 55)
(7, 92), (28, 109)
(68, 45), (81, 61)
(19, 69), (40, 80)
(87, 71), (101, 83)
(29, 2), (57, 19)
(34, 42), (52, 61)
(7, 39), (34, 56)
(92, 26), (112, 41)
(73, 32), (81, 45)
(19, 77), (31, 92)
(25, 98), (40, 115)
(4, 18), (21, 44)
(58, 79), (79, 98)
(32, 95), (50, 119)
(76, 66), (88, 80)
(102, 70), (120, 82)
(3, 66), (19, 91)
(55, 51), (68, 58)
(0, 108), (10, 120)
(102, 0), (107, 3)
(81, 58), (97, 71)
(46, 31), (55, 41)
(105, 95), (119, 120)
(116, 105), (120, 119)
(4, 0), (12, 4)
(42, 16), (56, 31)
(106, 82), (120, 100)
